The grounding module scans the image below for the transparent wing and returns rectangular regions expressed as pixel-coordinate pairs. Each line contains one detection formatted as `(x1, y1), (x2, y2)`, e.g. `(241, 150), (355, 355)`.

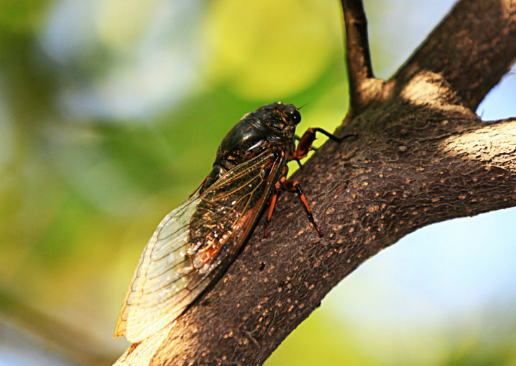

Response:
(114, 192), (202, 342)
(115, 150), (281, 342)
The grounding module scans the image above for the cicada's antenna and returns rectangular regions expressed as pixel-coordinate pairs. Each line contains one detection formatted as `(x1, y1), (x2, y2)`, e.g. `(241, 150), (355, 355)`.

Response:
(297, 102), (310, 110)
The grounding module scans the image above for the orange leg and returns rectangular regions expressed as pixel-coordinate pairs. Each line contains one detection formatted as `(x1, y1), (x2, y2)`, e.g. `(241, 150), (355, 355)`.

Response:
(291, 128), (316, 161)
(291, 128), (357, 162)
(263, 182), (281, 237)
(280, 176), (323, 237)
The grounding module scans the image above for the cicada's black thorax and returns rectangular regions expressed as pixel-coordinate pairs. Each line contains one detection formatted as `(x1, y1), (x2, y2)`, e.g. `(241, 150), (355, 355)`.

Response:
(200, 102), (301, 193)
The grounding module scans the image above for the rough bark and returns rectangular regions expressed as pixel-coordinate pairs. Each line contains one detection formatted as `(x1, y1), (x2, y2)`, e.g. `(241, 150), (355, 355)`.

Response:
(113, 0), (516, 365)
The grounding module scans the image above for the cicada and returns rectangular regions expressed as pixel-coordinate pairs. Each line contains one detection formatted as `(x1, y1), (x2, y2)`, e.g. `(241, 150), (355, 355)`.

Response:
(114, 102), (351, 342)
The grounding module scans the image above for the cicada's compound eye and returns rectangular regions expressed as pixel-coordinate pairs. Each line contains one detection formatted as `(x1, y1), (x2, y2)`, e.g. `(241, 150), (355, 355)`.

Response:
(290, 109), (301, 125)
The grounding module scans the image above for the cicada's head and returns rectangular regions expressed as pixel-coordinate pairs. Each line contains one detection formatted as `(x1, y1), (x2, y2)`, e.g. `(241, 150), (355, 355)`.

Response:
(246, 102), (301, 144)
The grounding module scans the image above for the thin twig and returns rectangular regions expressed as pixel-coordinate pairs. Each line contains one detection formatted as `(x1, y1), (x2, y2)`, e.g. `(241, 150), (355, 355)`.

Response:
(341, 0), (378, 113)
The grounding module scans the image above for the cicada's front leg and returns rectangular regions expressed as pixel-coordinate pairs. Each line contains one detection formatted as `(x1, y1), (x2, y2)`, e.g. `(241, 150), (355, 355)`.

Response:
(263, 165), (324, 238)
(291, 128), (357, 168)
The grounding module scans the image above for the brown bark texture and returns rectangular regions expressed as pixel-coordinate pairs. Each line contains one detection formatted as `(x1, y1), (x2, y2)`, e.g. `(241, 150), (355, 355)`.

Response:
(114, 0), (516, 365)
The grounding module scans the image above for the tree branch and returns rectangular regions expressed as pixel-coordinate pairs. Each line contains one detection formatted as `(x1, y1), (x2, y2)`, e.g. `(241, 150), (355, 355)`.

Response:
(115, 113), (516, 366)
(113, 0), (516, 365)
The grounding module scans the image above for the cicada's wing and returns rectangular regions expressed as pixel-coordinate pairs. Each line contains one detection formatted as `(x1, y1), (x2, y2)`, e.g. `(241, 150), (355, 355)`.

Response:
(114, 193), (202, 342)
(115, 150), (283, 342)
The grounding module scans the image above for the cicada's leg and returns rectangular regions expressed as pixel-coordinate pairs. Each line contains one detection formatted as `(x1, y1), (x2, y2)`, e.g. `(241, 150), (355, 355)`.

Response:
(293, 136), (304, 169)
(279, 176), (323, 238)
(291, 128), (357, 162)
(293, 136), (316, 169)
(263, 182), (281, 238)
